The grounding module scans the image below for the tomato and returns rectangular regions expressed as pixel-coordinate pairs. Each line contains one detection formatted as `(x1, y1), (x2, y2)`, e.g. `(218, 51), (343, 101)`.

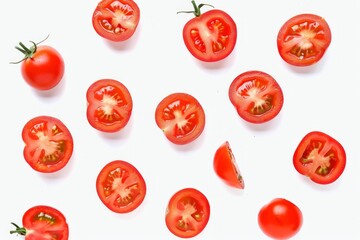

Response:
(96, 160), (146, 213)
(258, 198), (303, 239)
(22, 116), (74, 173)
(11, 37), (65, 90)
(277, 13), (332, 67)
(10, 205), (69, 240)
(293, 131), (346, 184)
(229, 70), (284, 124)
(179, 0), (237, 62)
(165, 188), (210, 238)
(213, 141), (244, 189)
(155, 92), (205, 145)
(86, 79), (133, 133)
(92, 0), (140, 42)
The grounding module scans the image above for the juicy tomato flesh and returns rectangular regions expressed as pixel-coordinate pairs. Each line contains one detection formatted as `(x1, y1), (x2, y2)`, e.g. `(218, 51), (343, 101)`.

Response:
(293, 131), (346, 184)
(213, 141), (244, 189)
(92, 0), (140, 42)
(277, 14), (331, 66)
(155, 93), (205, 145)
(23, 205), (69, 240)
(86, 79), (133, 133)
(166, 188), (210, 238)
(183, 9), (237, 62)
(96, 160), (146, 213)
(229, 71), (284, 124)
(22, 116), (73, 173)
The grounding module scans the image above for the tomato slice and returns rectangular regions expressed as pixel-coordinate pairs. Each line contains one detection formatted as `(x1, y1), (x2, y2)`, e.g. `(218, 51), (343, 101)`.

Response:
(10, 205), (69, 240)
(293, 131), (346, 184)
(277, 13), (332, 67)
(165, 188), (210, 238)
(92, 0), (140, 42)
(213, 141), (244, 189)
(22, 116), (73, 173)
(86, 79), (133, 133)
(96, 160), (146, 213)
(229, 70), (284, 124)
(181, 1), (237, 62)
(155, 92), (206, 145)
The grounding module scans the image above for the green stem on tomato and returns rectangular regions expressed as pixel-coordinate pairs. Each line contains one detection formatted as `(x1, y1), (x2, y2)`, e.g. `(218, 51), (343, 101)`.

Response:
(177, 0), (214, 17)
(10, 222), (27, 236)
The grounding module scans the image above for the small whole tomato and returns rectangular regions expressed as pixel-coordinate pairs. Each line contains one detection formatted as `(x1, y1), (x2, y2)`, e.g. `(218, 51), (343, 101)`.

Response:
(293, 131), (346, 184)
(179, 0), (237, 62)
(92, 0), (140, 42)
(165, 188), (210, 238)
(10, 205), (69, 240)
(277, 13), (332, 67)
(213, 141), (244, 189)
(12, 36), (65, 90)
(258, 198), (303, 239)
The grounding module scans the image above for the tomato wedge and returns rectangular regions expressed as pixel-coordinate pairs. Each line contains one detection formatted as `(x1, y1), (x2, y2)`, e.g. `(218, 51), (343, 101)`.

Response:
(86, 79), (133, 133)
(10, 205), (69, 240)
(277, 13), (332, 67)
(165, 188), (210, 238)
(96, 160), (146, 213)
(92, 0), (140, 42)
(155, 92), (205, 145)
(213, 141), (244, 189)
(229, 70), (284, 124)
(293, 131), (346, 184)
(22, 116), (74, 173)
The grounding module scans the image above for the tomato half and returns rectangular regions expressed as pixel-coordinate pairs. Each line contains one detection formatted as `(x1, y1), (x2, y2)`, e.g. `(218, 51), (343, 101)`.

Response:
(213, 141), (244, 189)
(96, 160), (146, 213)
(155, 92), (206, 145)
(12, 38), (65, 90)
(277, 13), (332, 67)
(180, 1), (237, 62)
(10, 205), (69, 240)
(86, 79), (133, 133)
(229, 70), (284, 124)
(92, 0), (140, 42)
(165, 188), (210, 238)
(258, 198), (303, 239)
(293, 131), (346, 184)
(22, 116), (74, 173)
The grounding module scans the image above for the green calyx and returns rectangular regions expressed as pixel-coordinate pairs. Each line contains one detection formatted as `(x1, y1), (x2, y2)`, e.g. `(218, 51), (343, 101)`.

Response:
(10, 34), (49, 64)
(177, 0), (214, 17)
(10, 222), (26, 236)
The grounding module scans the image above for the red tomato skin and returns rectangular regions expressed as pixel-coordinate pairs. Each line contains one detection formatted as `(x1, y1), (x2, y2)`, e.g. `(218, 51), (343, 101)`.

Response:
(293, 131), (346, 184)
(21, 46), (65, 90)
(213, 141), (244, 189)
(22, 205), (69, 240)
(86, 79), (133, 133)
(92, 0), (140, 42)
(183, 9), (237, 62)
(229, 70), (284, 124)
(22, 116), (74, 173)
(258, 198), (303, 240)
(165, 188), (210, 238)
(155, 92), (205, 145)
(277, 13), (332, 67)
(96, 160), (146, 213)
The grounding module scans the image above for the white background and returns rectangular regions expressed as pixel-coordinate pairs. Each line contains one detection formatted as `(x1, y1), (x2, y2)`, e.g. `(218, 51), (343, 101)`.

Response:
(1, 0), (360, 239)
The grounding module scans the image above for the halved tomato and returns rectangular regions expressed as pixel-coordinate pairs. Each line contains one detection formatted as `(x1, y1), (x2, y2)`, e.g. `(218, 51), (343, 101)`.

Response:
(229, 70), (284, 124)
(213, 141), (244, 189)
(155, 92), (205, 145)
(22, 116), (74, 173)
(277, 13), (332, 66)
(165, 188), (210, 238)
(86, 79), (133, 133)
(96, 160), (146, 213)
(293, 131), (346, 184)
